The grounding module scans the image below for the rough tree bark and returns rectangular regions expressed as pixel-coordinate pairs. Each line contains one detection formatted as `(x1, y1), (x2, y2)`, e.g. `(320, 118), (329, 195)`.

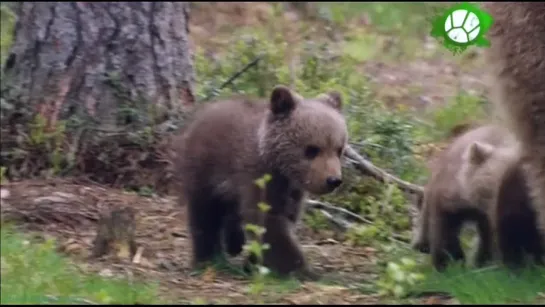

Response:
(2, 2), (195, 130)
(1, 2), (195, 191)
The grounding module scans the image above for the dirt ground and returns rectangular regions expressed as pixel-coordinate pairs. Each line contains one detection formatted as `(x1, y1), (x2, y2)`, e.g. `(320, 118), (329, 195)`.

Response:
(1, 178), (462, 304)
(0, 178), (383, 304)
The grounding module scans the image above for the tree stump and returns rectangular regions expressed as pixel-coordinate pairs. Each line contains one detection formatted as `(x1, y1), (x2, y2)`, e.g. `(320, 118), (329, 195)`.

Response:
(91, 206), (137, 260)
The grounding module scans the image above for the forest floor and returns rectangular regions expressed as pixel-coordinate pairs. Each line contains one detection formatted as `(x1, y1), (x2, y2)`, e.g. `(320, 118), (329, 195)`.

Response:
(3, 178), (544, 305)
(2, 2), (545, 305)
(0, 178), (456, 305)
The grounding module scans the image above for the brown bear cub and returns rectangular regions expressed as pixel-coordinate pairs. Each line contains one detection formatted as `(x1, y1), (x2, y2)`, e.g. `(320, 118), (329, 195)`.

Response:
(411, 124), (512, 270)
(483, 2), (545, 252)
(173, 85), (348, 280)
(412, 123), (544, 271)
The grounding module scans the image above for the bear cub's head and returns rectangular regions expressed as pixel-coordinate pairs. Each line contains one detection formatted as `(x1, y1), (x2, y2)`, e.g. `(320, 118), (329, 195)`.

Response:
(458, 140), (519, 203)
(258, 85), (349, 195)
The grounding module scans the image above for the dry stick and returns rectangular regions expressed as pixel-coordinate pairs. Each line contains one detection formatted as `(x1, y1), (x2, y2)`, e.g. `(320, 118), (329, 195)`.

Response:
(344, 146), (424, 196)
(200, 55), (264, 103)
(306, 199), (373, 225)
(318, 209), (354, 231)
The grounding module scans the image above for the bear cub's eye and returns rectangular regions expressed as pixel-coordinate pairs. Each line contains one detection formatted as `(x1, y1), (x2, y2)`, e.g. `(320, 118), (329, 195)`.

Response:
(305, 145), (320, 159)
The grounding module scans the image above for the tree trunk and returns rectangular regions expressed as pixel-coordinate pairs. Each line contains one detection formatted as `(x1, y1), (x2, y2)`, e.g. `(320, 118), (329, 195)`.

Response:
(0, 2), (195, 193)
(3, 2), (195, 129)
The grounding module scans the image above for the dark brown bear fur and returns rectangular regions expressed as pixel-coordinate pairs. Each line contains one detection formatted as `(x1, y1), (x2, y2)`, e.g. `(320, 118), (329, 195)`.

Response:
(466, 141), (544, 269)
(494, 155), (545, 268)
(411, 124), (517, 271)
(172, 85), (348, 280)
(483, 2), (545, 250)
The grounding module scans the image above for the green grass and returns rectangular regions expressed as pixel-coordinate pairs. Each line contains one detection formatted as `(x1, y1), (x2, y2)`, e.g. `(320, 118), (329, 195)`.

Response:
(0, 224), (164, 304)
(317, 2), (444, 34)
(414, 264), (545, 304)
(0, 3), (16, 64)
(319, 2), (447, 62)
(422, 91), (488, 141)
(374, 239), (545, 304)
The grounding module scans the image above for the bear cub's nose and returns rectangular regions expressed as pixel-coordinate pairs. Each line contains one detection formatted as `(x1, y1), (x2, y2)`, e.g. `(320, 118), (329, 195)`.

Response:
(326, 177), (343, 189)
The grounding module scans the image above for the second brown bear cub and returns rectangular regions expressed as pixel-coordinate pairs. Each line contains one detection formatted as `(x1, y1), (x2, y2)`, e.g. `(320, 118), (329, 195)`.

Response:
(411, 125), (512, 270)
(412, 124), (544, 271)
(174, 85), (348, 280)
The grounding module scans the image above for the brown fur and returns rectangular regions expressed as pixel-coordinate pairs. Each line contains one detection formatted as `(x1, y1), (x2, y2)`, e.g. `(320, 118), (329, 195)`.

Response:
(172, 85), (348, 280)
(494, 155), (544, 268)
(411, 124), (517, 271)
(412, 123), (476, 211)
(483, 2), (545, 249)
(425, 121), (482, 173)
(466, 140), (544, 268)
(413, 123), (544, 270)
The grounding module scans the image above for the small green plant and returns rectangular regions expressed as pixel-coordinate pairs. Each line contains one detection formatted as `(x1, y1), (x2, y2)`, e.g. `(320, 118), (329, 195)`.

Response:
(303, 210), (329, 232)
(28, 114), (49, 147)
(346, 224), (382, 247)
(243, 173), (273, 299)
(137, 186), (155, 198)
(376, 257), (426, 299)
(13, 114), (69, 176)
(0, 166), (7, 184)
(337, 183), (413, 247)
(0, 3), (16, 65)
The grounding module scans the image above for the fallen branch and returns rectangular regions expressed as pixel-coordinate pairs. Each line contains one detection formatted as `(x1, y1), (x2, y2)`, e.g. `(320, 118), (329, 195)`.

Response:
(318, 209), (354, 232)
(344, 146), (424, 197)
(306, 199), (372, 225)
(305, 199), (411, 246)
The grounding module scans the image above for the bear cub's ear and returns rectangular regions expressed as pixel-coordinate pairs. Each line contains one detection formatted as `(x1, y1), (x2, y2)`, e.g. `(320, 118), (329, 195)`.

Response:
(467, 141), (494, 165)
(270, 85), (298, 116)
(316, 91), (343, 111)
